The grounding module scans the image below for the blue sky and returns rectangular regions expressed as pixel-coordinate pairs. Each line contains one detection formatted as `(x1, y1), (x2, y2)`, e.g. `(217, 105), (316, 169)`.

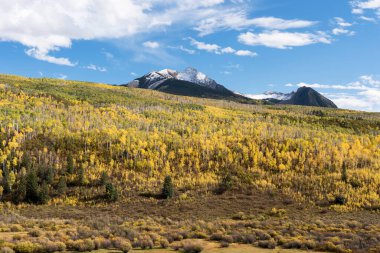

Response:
(1, 0), (380, 111)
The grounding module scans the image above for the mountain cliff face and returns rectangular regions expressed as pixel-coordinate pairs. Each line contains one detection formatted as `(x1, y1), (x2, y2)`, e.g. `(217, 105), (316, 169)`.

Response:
(280, 87), (338, 108)
(123, 67), (256, 103)
(124, 68), (337, 108)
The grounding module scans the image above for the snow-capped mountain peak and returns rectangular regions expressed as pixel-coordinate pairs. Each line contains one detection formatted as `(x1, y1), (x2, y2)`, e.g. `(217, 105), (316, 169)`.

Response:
(129, 67), (220, 90)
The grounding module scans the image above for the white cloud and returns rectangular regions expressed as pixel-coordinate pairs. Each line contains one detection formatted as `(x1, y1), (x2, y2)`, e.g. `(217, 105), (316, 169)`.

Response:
(194, 10), (316, 36)
(331, 17), (355, 36)
(359, 15), (377, 22)
(221, 47), (236, 54)
(85, 64), (107, 72)
(334, 17), (353, 27)
(332, 28), (355, 35)
(235, 50), (257, 57)
(356, 0), (380, 9)
(57, 74), (68, 80)
(189, 38), (221, 53)
(0, 0), (229, 65)
(143, 41), (160, 49)
(188, 38), (256, 57)
(178, 46), (196, 54)
(26, 48), (76, 66)
(238, 31), (331, 49)
(352, 0), (380, 19)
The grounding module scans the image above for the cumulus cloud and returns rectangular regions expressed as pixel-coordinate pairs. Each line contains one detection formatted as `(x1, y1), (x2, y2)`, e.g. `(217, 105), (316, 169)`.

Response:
(0, 0), (229, 65)
(235, 50), (257, 57)
(188, 38), (257, 57)
(194, 10), (316, 36)
(351, 0), (380, 18)
(143, 41), (160, 49)
(238, 30), (331, 49)
(26, 48), (76, 66)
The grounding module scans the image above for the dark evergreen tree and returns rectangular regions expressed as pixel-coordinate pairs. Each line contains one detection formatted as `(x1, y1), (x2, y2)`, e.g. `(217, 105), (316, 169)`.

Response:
(67, 153), (74, 174)
(162, 176), (174, 199)
(46, 167), (54, 184)
(1, 166), (11, 194)
(342, 162), (348, 183)
(25, 171), (39, 203)
(39, 181), (50, 204)
(100, 171), (109, 186)
(12, 176), (27, 203)
(105, 182), (118, 202)
(76, 165), (85, 186)
(57, 177), (67, 196)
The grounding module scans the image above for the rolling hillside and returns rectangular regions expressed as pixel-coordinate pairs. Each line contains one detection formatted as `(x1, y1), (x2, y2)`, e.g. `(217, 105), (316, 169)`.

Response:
(1, 74), (380, 252)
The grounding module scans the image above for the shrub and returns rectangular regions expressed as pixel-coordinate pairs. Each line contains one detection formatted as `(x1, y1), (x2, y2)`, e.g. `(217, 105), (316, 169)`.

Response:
(220, 241), (230, 248)
(334, 195), (347, 205)
(93, 237), (112, 250)
(159, 239), (169, 248)
(13, 241), (41, 253)
(0, 247), (15, 253)
(258, 239), (276, 249)
(232, 212), (246, 220)
(40, 241), (66, 252)
(28, 229), (42, 237)
(10, 225), (23, 232)
(69, 239), (95, 252)
(162, 176), (174, 199)
(112, 237), (131, 253)
(216, 174), (233, 194)
(140, 239), (154, 250)
(182, 241), (204, 253)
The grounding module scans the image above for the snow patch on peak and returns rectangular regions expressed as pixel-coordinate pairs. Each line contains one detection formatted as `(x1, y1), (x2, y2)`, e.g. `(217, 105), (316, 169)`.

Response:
(158, 69), (177, 78)
(177, 67), (218, 89)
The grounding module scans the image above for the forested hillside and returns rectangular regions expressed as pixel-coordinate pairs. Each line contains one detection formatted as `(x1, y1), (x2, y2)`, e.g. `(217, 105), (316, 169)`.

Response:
(1, 74), (380, 210)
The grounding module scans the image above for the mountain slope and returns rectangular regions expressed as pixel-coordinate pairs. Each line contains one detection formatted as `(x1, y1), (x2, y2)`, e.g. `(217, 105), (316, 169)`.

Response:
(124, 68), (257, 104)
(280, 87), (338, 108)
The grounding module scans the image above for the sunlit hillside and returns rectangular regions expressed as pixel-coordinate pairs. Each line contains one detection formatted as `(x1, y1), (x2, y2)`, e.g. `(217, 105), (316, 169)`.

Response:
(1, 74), (380, 209)
(1, 74), (380, 253)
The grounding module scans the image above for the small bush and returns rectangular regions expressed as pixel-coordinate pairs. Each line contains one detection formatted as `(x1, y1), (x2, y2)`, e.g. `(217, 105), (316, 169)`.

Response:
(69, 239), (95, 252)
(10, 225), (23, 232)
(28, 229), (42, 237)
(220, 241), (230, 248)
(258, 239), (276, 249)
(40, 241), (66, 252)
(13, 241), (42, 253)
(334, 195), (347, 205)
(182, 241), (204, 253)
(159, 239), (169, 248)
(0, 247), (15, 253)
(112, 237), (131, 253)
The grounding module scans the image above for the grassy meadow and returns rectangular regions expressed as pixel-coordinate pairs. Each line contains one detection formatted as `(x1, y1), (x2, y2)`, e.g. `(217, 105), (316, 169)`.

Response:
(0, 74), (380, 253)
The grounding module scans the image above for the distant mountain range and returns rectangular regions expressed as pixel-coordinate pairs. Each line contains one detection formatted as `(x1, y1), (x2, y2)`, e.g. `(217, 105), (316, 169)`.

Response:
(124, 68), (338, 108)
(123, 67), (255, 104)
